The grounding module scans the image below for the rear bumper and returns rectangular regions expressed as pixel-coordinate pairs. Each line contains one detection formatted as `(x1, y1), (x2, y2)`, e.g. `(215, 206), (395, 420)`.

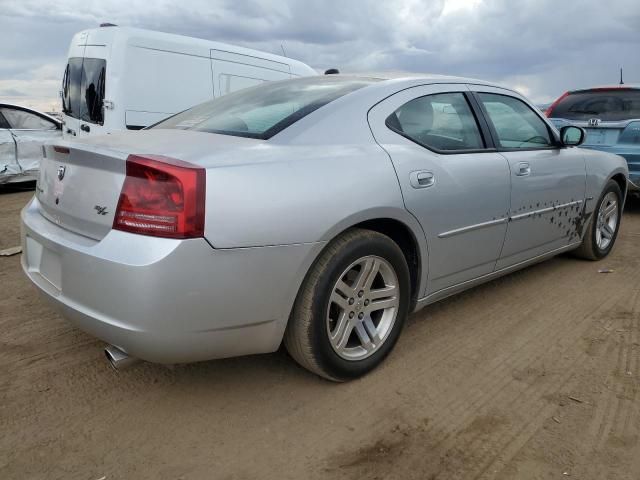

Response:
(21, 197), (322, 363)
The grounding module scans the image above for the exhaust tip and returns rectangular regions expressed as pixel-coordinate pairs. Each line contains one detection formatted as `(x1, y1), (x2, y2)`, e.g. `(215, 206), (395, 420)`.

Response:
(104, 345), (138, 370)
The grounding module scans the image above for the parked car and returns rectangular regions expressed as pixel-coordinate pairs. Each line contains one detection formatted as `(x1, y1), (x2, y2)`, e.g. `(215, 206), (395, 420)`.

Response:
(547, 85), (640, 196)
(61, 26), (317, 138)
(536, 102), (552, 114)
(0, 103), (62, 184)
(22, 76), (628, 381)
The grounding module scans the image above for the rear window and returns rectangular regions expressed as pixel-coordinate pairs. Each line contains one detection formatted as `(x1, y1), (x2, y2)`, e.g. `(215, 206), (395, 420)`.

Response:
(62, 57), (106, 125)
(551, 89), (640, 121)
(152, 76), (378, 139)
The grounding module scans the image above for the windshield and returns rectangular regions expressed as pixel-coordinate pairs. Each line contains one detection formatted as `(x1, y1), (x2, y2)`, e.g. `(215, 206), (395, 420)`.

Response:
(551, 89), (640, 121)
(152, 76), (379, 139)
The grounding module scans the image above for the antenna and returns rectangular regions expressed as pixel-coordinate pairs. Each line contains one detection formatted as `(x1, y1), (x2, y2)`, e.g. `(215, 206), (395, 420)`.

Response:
(620, 67), (624, 85)
(280, 44), (287, 57)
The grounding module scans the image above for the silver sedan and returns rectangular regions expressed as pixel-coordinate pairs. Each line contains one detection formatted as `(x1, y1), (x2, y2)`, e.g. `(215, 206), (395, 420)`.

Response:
(21, 75), (628, 381)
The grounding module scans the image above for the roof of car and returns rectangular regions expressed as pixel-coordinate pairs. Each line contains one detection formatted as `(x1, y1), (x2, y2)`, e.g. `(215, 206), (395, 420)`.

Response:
(316, 74), (519, 101)
(570, 84), (640, 93)
(355, 72), (501, 86)
(319, 73), (513, 92)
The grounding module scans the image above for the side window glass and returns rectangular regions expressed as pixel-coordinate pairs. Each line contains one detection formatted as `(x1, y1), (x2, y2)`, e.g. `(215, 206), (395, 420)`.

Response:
(478, 93), (553, 149)
(386, 93), (484, 151)
(0, 108), (57, 130)
(62, 58), (83, 120)
(0, 112), (9, 129)
(80, 58), (106, 125)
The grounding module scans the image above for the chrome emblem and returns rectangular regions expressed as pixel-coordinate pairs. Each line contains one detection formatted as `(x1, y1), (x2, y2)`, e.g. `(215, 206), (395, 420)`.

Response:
(587, 118), (601, 127)
(57, 165), (66, 181)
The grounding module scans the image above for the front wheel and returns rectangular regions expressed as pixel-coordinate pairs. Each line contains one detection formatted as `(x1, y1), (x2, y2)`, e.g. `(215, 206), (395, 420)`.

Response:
(574, 179), (623, 260)
(284, 229), (411, 381)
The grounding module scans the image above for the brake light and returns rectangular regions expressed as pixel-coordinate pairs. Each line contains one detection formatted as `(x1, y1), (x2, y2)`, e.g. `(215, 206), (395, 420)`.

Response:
(113, 154), (206, 238)
(545, 91), (569, 118)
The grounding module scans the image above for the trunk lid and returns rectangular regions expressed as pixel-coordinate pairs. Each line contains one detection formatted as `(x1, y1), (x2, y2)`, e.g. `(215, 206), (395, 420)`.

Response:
(551, 118), (640, 147)
(38, 130), (263, 240)
(548, 87), (640, 147)
(38, 143), (128, 240)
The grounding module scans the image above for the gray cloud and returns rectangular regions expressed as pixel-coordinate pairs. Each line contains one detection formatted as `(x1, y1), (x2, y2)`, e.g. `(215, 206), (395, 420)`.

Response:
(1, 0), (639, 110)
(0, 88), (26, 96)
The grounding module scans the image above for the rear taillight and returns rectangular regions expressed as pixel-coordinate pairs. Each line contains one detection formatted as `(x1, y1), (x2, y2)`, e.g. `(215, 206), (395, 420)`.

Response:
(113, 154), (206, 239)
(545, 91), (569, 118)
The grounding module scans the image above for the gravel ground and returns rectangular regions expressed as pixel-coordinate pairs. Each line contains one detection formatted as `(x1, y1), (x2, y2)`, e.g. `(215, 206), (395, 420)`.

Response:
(1, 187), (639, 480)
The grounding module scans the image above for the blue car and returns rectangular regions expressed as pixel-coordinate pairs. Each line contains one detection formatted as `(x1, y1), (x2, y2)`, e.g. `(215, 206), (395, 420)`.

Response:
(548, 85), (640, 196)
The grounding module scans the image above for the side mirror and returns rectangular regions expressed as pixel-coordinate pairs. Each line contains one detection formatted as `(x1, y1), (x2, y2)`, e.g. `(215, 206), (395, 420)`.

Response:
(560, 125), (585, 147)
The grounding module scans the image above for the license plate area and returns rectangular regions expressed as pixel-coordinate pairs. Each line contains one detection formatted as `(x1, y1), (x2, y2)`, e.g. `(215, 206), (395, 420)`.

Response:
(25, 236), (62, 291)
(585, 129), (605, 145)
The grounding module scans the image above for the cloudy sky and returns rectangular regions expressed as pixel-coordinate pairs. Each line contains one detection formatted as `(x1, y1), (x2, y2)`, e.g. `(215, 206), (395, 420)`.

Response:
(1, 0), (639, 111)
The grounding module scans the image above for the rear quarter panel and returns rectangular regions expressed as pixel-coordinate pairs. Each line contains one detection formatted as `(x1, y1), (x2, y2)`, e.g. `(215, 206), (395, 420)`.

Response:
(203, 143), (414, 247)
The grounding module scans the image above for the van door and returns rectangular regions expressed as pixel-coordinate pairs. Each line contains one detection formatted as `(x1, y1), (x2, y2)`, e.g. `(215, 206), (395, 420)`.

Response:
(61, 35), (86, 138)
(210, 49), (291, 97)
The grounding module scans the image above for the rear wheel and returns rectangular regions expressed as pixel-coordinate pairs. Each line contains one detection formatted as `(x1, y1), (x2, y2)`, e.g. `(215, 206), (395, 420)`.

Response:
(284, 229), (410, 381)
(574, 180), (622, 260)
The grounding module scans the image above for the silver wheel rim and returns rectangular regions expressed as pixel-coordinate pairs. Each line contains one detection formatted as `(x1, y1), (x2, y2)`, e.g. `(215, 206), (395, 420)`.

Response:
(326, 255), (400, 361)
(595, 191), (619, 250)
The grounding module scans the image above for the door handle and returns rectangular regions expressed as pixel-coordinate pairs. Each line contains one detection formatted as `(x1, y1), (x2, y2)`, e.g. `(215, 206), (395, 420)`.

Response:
(410, 171), (435, 189)
(515, 162), (531, 176)
(80, 124), (90, 133)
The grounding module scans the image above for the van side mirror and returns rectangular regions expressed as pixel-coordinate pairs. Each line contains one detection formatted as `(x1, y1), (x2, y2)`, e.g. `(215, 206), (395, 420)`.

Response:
(560, 125), (585, 147)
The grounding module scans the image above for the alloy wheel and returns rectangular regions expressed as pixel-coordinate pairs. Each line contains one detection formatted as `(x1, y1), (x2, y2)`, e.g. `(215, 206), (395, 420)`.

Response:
(326, 255), (400, 361)
(595, 191), (619, 250)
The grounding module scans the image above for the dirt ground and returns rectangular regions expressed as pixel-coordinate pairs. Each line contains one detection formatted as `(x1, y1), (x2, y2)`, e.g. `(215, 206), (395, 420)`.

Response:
(1, 186), (639, 480)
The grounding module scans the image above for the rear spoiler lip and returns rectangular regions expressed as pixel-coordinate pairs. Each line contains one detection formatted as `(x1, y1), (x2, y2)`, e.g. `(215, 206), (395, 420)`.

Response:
(569, 86), (640, 94)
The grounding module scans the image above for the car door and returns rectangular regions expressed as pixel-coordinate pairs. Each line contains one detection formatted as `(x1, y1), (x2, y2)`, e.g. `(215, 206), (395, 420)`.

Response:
(0, 106), (62, 176)
(0, 111), (18, 180)
(368, 84), (511, 296)
(472, 87), (586, 269)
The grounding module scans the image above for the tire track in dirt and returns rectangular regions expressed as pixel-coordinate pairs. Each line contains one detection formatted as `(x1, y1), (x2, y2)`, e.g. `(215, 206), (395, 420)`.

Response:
(321, 273), (630, 479)
(320, 221), (640, 479)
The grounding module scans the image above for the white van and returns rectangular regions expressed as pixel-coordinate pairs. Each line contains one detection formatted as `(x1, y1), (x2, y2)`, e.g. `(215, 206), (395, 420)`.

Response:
(61, 26), (317, 138)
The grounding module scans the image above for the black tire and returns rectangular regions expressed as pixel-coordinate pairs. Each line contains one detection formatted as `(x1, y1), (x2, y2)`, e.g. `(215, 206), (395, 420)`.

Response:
(284, 228), (411, 381)
(573, 179), (623, 260)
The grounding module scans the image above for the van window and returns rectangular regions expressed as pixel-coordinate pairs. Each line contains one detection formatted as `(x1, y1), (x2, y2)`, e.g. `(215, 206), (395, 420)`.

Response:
(80, 58), (106, 124)
(62, 58), (83, 120)
(153, 76), (379, 139)
(220, 74), (265, 95)
(62, 57), (106, 125)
